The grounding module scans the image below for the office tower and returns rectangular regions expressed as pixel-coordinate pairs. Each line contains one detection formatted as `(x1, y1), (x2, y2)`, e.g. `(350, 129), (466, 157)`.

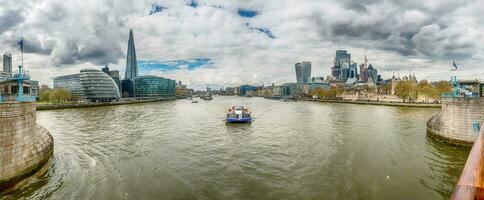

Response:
(3, 53), (12, 73)
(295, 61), (311, 83)
(125, 29), (138, 80)
(331, 50), (351, 80)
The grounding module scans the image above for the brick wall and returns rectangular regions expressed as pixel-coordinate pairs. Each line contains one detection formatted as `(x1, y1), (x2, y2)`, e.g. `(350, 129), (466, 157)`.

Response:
(427, 97), (484, 144)
(0, 102), (54, 187)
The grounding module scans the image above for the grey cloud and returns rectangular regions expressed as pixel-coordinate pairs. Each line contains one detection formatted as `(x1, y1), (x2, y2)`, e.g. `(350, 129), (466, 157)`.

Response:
(23, 37), (55, 55)
(0, 10), (24, 34)
(315, 0), (481, 61)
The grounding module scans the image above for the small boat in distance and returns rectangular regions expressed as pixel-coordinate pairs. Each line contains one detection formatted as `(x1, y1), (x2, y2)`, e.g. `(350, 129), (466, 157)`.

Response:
(201, 94), (213, 100)
(192, 100), (198, 103)
(226, 106), (252, 123)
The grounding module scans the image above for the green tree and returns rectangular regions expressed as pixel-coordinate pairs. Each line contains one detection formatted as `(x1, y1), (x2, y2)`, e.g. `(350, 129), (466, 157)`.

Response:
(418, 80), (433, 101)
(39, 90), (52, 101)
(396, 81), (419, 102)
(430, 81), (452, 101)
(50, 88), (71, 102)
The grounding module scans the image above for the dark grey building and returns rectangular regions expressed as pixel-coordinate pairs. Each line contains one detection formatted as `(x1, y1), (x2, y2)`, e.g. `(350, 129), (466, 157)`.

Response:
(125, 29), (138, 80)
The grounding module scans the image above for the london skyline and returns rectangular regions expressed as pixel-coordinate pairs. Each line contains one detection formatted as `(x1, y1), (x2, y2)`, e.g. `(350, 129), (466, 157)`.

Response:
(0, 0), (483, 89)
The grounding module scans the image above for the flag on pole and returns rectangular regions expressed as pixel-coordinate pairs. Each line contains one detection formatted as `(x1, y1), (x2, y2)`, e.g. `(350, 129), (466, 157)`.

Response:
(453, 60), (458, 70)
(18, 37), (24, 51)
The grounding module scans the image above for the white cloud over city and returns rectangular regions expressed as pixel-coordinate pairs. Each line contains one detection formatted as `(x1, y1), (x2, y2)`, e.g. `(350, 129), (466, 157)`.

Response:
(0, 0), (483, 89)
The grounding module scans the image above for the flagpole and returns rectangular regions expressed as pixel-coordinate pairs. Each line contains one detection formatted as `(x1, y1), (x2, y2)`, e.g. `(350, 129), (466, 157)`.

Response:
(21, 37), (23, 69)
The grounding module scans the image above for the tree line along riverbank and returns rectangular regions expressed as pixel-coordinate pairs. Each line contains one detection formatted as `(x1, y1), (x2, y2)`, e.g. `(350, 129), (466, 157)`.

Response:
(36, 97), (179, 111)
(298, 98), (441, 108)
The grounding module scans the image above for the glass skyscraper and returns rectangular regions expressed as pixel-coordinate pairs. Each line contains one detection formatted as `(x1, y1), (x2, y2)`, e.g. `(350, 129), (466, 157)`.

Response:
(295, 61), (311, 83)
(125, 29), (138, 80)
(332, 50), (351, 80)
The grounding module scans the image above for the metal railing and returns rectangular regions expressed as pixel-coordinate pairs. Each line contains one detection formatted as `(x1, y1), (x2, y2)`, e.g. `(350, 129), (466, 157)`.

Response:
(451, 123), (484, 199)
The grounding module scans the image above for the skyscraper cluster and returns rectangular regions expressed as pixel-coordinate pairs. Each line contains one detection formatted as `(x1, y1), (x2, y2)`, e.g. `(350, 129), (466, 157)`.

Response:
(330, 50), (380, 85)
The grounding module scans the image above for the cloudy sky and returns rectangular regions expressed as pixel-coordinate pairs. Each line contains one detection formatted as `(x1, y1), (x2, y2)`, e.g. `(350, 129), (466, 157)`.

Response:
(1, 0), (483, 89)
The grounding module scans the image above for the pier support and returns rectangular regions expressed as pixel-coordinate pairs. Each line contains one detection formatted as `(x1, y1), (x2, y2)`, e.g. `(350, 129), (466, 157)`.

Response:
(0, 102), (54, 191)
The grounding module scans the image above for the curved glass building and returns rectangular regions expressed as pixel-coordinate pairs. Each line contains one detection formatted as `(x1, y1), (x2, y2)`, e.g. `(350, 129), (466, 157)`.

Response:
(79, 69), (120, 102)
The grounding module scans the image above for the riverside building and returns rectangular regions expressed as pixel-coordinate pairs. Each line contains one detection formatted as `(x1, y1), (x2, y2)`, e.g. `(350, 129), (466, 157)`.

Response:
(53, 69), (120, 102)
(133, 75), (176, 97)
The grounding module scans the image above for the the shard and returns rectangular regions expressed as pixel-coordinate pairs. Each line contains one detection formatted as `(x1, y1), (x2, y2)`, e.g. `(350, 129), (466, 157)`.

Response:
(125, 29), (138, 80)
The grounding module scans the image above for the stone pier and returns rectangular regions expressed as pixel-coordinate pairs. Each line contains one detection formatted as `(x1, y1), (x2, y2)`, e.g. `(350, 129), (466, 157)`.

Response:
(0, 102), (54, 190)
(427, 97), (484, 145)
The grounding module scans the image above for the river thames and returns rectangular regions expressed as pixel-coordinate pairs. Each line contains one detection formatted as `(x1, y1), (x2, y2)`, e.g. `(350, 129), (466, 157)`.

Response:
(1, 96), (470, 199)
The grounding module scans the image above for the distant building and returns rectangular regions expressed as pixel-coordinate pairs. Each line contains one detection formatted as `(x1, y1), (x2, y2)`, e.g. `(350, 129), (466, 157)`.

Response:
(53, 74), (83, 97)
(359, 63), (368, 82)
(272, 86), (283, 97)
(239, 85), (257, 96)
(308, 77), (325, 83)
(121, 79), (134, 97)
(224, 87), (235, 95)
(0, 71), (11, 81)
(101, 65), (121, 93)
(30, 80), (39, 99)
(133, 75), (176, 97)
(391, 73), (398, 95)
(282, 83), (303, 98)
(295, 61), (311, 83)
(125, 29), (138, 80)
(332, 50), (351, 80)
(303, 82), (331, 96)
(367, 64), (378, 84)
(176, 84), (189, 97)
(79, 69), (120, 102)
(349, 62), (358, 79)
(3, 53), (12, 73)
(54, 69), (120, 102)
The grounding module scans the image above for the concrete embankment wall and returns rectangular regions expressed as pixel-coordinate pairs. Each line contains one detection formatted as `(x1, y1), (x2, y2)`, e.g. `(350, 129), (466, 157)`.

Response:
(427, 97), (484, 144)
(0, 102), (54, 189)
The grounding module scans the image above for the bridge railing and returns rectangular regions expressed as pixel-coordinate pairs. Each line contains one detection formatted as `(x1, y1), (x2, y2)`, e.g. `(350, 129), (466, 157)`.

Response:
(451, 123), (484, 199)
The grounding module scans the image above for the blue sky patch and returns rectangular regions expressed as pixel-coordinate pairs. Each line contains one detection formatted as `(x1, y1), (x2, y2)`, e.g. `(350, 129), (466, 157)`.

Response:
(238, 8), (258, 18)
(187, 0), (198, 8)
(138, 58), (213, 74)
(149, 3), (167, 15)
(246, 23), (275, 39)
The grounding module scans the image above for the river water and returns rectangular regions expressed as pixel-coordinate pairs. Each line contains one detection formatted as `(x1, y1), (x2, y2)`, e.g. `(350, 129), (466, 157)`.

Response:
(1, 96), (470, 199)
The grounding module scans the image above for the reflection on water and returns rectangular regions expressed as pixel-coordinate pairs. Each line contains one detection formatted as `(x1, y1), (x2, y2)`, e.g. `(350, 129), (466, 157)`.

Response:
(1, 96), (470, 199)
